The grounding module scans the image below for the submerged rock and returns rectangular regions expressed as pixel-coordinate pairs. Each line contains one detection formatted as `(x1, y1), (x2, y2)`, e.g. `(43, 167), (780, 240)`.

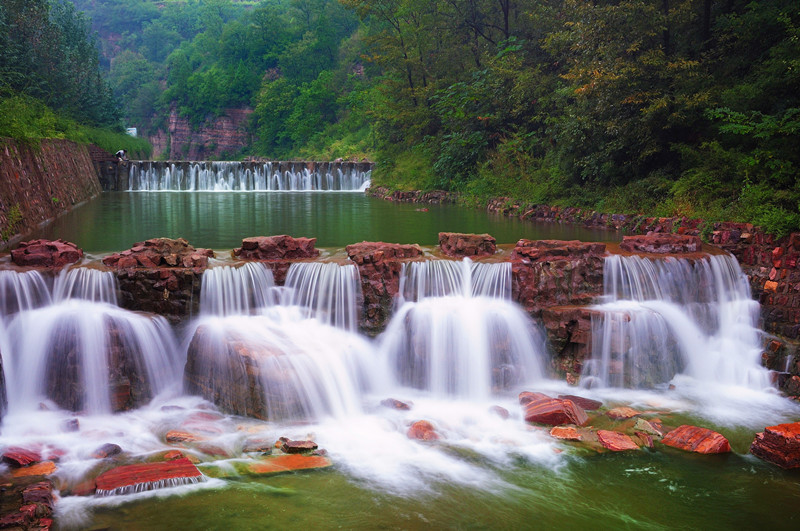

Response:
(606, 407), (642, 420)
(550, 426), (583, 441)
(94, 457), (204, 496)
(661, 425), (731, 454)
(438, 232), (496, 258)
(750, 422), (800, 469)
(11, 239), (83, 269)
(10, 461), (57, 478)
(597, 430), (640, 452)
(381, 398), (412, 411)
(407, 420), (440, 441)
(246, 454), (332, 476)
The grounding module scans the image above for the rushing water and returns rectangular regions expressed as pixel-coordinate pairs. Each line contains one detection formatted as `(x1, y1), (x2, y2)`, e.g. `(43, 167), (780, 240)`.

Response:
(3, 193), (800, 528)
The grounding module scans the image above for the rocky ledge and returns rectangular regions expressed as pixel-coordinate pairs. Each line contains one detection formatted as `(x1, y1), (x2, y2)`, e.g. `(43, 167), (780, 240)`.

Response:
(11, 239), (83, 269)
(619, 234), (703, 254)
(750, 421), (800, 468)
(438, 232), (496, 258)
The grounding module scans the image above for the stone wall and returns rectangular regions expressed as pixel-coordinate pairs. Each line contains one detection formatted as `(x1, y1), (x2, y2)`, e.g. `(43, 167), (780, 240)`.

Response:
(165, 107), (252, 160)
(0, 139), (102, 248)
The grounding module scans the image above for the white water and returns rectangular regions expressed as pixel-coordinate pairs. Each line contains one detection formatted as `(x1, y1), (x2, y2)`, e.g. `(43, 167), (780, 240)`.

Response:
(200, 262), (277, 316)
(381, 259), (547, 399)
(127, 161), (371, 191)
(583, 254), (771, 390)
(0, 269), (51, 318)
(281, 262), (361, 331)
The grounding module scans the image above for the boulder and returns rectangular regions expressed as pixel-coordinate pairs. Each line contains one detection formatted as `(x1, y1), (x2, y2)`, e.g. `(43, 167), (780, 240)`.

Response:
(661, 425), (731, 454)
(233, 235), (319, 261)
(95, 458), (204, 496)
(750, 422), (800, 469)
(280, 439), (318, 454)
(11, 461), (57, 478)
(407, 420), (440, 441)
(103, 237), (213, 270)
(633, 418), (664, 438)
(558, 395), (603, 411)
(489, 405), (510, 419)
(597, 430), (640, 452)
(550, 426), (583, 441)
(606, 407), (642, 420)
(166, 430), (204, 444)
(521, 393), (588, 426)
(619, 234), (702, 254)
(246, 454), (332, 476)
(381, 398), (412, 411)
(438, 232), (496, 258)
(2, 447), (41, 468)
(11, 239), (83, 269)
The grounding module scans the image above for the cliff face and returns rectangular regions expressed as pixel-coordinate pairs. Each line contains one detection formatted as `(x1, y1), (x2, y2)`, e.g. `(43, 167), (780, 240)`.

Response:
(0, 139), (102, 247)
(162, 107), (253, 160)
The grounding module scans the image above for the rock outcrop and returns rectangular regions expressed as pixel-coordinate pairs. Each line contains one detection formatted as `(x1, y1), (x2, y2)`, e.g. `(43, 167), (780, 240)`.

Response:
(233, 235), (319, 284)
(345, 242), (424, 335)
(661, 425), (731, 454)
(619, 234), (702, 254)
(94, 458), (204, 496)
(438, 232), (496, 258)
(750, 422), (800, 468)
(167, 107), (253, 161)
(10, 239), (83, 269)
(520, 392), (588, 426)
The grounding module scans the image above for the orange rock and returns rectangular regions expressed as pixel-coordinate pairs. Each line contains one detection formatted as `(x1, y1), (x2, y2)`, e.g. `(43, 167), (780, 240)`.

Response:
(597, 431), (639, 452)
(661, 425), (731, 454)
(247, 454), (332, 476)
(750, 422), (800, 468)
(11, 461), (56, 478)
(606, 407), (641, 420)
(163, 450), (184, 460)
(95, 458), (203, 495)
(165, 430), (204, 443)
(550, 426), (582, 441)
(407, 420), (440, 441)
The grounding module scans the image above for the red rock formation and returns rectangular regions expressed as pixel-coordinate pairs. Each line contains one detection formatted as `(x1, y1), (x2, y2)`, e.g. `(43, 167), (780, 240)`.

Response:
(512, 240), (606, 316)
(165, 430), (204, 444)
(750, 422), (800, 468)
(661, 425), (731, 454)
(407, 420), (441, 441)
(597, 430), (640, 451)
(619, 234), (702, 254)
(233, 235), (319, 261)
(95, 458), (203, 495)
(521, 393), (589, 426)
(541, 307), (599, 381)
(346, 241), (424, 335)
(103, 238), (214, 270)
(246, 454), (332, 475)
(2, 447), (41, 468)
(90, 443), (122, 459)
(558, 395), (603, 411)
(168, 107), (253, 161)
(11, 239), (83, 269)
(606, 407), (642, 420)
(550, 426), (582, 440)
(10, 461), (57, 478)
(438, 232), (496, 258)
(280, 439), (319, 454)
(0, 480), (55, 529)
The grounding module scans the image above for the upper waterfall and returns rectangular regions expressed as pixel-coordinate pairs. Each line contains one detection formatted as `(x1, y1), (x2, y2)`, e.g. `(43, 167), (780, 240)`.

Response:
(126, 161), (372, 192)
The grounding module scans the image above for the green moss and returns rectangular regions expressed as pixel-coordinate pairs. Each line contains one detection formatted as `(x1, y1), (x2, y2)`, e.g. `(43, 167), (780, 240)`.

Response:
(1, 204), (23, 241)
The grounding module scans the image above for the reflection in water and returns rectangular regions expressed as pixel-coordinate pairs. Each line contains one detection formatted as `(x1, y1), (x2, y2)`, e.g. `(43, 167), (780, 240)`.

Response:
(33, 192), (618, 252)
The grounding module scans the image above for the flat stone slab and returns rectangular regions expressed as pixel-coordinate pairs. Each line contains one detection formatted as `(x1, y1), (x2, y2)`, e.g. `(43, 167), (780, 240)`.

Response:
(661, 425), (731, 454)
(94, 458), (204, 496)
(750, 422), (800, 468)
(246, 454), (332, 476)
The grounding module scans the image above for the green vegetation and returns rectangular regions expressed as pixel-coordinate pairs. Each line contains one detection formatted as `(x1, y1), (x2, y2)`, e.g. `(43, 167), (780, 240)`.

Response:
(1, 204), (23, 241)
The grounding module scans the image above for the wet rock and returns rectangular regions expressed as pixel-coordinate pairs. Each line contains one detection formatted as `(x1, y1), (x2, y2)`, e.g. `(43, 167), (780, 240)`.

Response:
(2, 447), (41, 468)
(550, 426), (582, 441)
(633, 418), (664, 438)
(95, 458), (204, 495)
(11, 239), (83, 269)
(597, 430), (640, 451)
(661, 425), (731, 454)
(407, 420), (441, 441)
(242, 439), (273, 454)
(750, 422), (800, 469)
(345, 242), (424, 335)
(606, 407), (642, 420)
(233, 235), (319, 260)
(62, 418), (80, 432)
(619, 234), (702, 254)
(519, 391), (550, 405)
(10, 461), (56, 478)
(103, 238), (214, 270)
(489, 405), (510, 419)
(91, 443), (122, 459)
(633, 432), (654, 448)
(558, 395), (603, 411)
(280, 439), (318, 454)
(438, 232), (496, 258)
(521, 393), (589, 426)
(163, 450), (185, 460)
(381, 398), (412, 411)
(165, 430), (204, 444)
(246, 454), (333, 476)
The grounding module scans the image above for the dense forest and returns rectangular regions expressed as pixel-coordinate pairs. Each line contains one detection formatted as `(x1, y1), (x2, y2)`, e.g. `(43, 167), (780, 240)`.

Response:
(2, 0), (799, 234)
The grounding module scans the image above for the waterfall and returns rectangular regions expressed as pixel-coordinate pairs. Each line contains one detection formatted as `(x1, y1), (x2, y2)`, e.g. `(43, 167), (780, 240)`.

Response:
(281, 262), (361, 331)
(200, 262), (277, 316)
(127, 161), (372, 192)
(0, 270), (51, 320)
(381, 259), (546, 399)
(53, 267), (119, 305)
(582, 254), (770, 389)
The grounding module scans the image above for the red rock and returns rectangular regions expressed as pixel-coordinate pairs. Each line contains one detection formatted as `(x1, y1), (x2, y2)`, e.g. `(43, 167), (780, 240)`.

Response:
(489, 405), (510, 419)
(242, 439), (273, 454)
(233, 235), (319, 260)
(95, 458), (203, 495)
(197, 444), (230, 458)
(2, 447), (42, 467)
(163, 450), (185, 460)
(11, 461), (56, 478)
(522, 394), (588, 426)
(246, 454), (332, 476)
(407, 420), (440, 441)
(606, 407), (641, 420)
(102, 238), (213, 270)
(280, 440), (318, 454)
(22, 481), (55, 505)
(750, 422), (800, 468)
(634, 432), (654, 448)
(519, 391), (550, 405)
(438, 232), (496, 258)
(11, 239), (83, 269)
(91, 443), (122, 459)
(381, 398), (412, 410)
(619, 234), (702, 254)
(550, 426), (582, 440)
(661, 425), (731, 454)
(165, 430), (203, 443)
(558, 395), (603, 411)
(597, 430), (640, 451)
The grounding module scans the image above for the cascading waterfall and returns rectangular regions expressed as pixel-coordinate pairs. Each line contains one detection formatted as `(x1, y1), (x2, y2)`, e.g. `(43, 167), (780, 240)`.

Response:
(0, 268), (181, 414)
(0, 269), (51, 319)
(380, 258), (546, 399)
(186, 260), (373, 420)
(127, 161), (372, 191)
(582, 254), (770, 389)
